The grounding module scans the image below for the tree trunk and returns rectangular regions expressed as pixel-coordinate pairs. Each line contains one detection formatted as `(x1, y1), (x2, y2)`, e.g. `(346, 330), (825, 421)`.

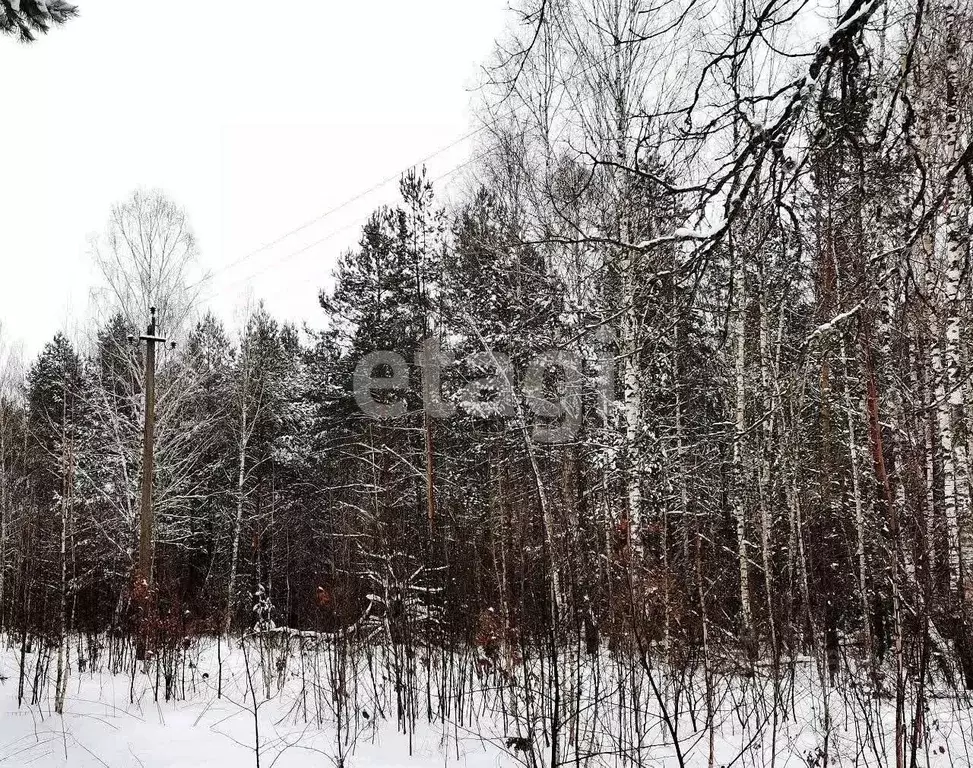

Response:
(732, 247), (753, 645)
(227, 413), (249, 635)
(0, 420), (7, 628)
(840, 333), (875, 665)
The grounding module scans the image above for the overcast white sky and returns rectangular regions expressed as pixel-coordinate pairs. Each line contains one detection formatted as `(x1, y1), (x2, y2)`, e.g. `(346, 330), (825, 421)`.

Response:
(0, 0), (509, 358)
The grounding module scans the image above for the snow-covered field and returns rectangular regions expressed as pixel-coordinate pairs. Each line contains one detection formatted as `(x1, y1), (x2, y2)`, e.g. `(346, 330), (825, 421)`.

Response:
(0, 635), (511, 767)
(1, 635), (972, 767)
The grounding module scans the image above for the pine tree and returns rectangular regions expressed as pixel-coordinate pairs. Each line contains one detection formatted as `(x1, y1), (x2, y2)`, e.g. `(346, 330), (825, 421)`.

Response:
(23, 333), (85, 640)
(0, 0), (77, 42)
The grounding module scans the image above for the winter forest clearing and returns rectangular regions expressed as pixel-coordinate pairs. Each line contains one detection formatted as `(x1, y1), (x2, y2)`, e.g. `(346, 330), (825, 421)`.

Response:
(3, 635), (972, 767)
(2, 0), (973, 765)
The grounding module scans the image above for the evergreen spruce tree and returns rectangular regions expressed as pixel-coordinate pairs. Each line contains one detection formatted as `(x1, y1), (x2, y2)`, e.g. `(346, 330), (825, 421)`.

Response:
(1, 0), (77, 42)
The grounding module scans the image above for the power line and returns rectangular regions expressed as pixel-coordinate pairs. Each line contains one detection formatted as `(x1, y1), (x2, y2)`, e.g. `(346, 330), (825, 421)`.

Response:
(190, 47), (620, 296)
(194, 127), (484, 291)
(198, 148), (492, 307)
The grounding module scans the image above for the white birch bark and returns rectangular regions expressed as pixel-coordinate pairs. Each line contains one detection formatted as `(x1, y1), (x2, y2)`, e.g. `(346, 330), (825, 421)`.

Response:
(226, 411), (248, 634)
(227, 319), (261, 634)
(931, 241), (963, 591)
(757, 274), (778, 652)
(732, 251), (753, 637)
(620, 249), (643, 545)
(55, 388), (74, 714)
(940, 5), (972, 592)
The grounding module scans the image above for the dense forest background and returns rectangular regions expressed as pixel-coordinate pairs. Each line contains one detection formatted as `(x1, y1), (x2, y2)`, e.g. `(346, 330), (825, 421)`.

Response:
(2, 0), (973, 740)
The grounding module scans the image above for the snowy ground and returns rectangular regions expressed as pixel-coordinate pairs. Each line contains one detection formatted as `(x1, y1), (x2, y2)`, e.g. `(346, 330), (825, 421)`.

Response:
(1, 635), (972, 767)
(0, 637), (510, 768)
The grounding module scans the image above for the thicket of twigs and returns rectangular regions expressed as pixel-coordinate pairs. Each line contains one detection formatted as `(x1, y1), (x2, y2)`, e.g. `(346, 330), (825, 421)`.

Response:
(2, 0), (973, 763)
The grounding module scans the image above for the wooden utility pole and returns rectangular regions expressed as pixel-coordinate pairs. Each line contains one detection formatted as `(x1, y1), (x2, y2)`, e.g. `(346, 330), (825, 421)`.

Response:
(138, 307), (165, 588)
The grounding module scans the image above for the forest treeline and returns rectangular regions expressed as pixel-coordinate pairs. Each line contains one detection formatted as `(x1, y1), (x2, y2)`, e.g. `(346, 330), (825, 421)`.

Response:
(2, 0), (973, 699)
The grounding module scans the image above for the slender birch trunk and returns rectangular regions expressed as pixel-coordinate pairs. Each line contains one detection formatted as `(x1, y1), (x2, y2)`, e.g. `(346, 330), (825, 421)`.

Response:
(227, 406), (249, 635)
(757, 273), (778, 655)
(55, 387), (74, 715)
(941, 5), (972, 595)
(671, 360), (688, 658)
(732, 247), (753, 642)
(620, 250), (643, 547)
(929, 261), (961, 591)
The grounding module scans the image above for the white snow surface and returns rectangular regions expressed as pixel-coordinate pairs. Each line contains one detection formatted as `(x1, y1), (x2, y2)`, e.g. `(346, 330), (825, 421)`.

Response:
(1, 636), (972, 767)
(0, 637), (509, 768)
